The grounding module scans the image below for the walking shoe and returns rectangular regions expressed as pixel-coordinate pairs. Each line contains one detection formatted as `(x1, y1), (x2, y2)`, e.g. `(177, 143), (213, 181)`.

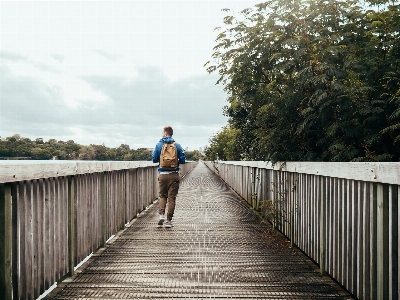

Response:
(165, 220), (173, 228)
(158, 214), (165, 226)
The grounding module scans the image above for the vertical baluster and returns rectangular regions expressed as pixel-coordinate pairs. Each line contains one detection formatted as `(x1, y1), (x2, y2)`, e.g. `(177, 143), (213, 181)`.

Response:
(0, 183), (13, 299)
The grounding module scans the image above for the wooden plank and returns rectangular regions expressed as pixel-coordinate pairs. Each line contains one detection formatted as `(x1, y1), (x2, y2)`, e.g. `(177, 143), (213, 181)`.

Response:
(25, 180), (33, 299)
(389, 185), (398, 300)
(351, 181), (358, 296)
(121, 171), (125, 229)
(10, 183), (18, 298)
(89, 173), (95, 252)
(32, 179), (39, 299)
(68, 176), (76, 276)
(327, 177), (333, 275)
(61, 177), (68, 276)
(42, 179), (49, 288)
(314, 175), (319, 262)
(341, 179), (348, 289)
(96, 173), (102, 248)
(370, 183), (378, 300)
(80, 175), (85, 261)
(332, 177), (338, 280)
(306, 174), (311, 256)
(102, 173), (107, 247)
(84, 174), (89, 256)
(123, 170), (127, 226)
(356, 182), (364, 298)
(289, 173), (295, 247)
(314, 175), (319, 261)
(319, 176), (326, 275)
(116, 171), (121, 230)
(140, 169), (144, 212)
(54, 177), (60, 282)
(398, 186), (400, 300)
(73, 176), (79, 265)
(79, 175), (85, 261)
(90, 173), (95, 250)
(153, 168), (157, 202)
(58, 177), (68, 278)
(301, 174), (306, 249)
(37, 179), (45, 296)
(337, 178), (342, 284)
(110, 172), (115, 234)
(49, 178), (55, 288)
(377, 183), (389, 300)
(0, 183), (12, 300)
(293, 172), (299, 246)
(125, 170), (133, 224)
(362, 182), (371, 299)
(346, 180), (353, 292)
(126, 170), (131, 220)
(18, 182), (26, 298)
(133, 169), (138, 216)
(64, 176), (70, 272)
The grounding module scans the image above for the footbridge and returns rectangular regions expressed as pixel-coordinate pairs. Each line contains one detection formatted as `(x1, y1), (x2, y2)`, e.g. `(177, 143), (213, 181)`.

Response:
(0, 160), (399, 299)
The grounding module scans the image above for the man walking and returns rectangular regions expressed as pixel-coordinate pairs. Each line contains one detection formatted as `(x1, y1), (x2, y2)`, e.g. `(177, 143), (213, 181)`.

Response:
(152, 126), (186, 228)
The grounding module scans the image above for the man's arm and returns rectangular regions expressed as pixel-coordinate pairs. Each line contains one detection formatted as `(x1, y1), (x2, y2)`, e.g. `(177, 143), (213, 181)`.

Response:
(152, 143), (161, 163)
(177, 144), (186, 164)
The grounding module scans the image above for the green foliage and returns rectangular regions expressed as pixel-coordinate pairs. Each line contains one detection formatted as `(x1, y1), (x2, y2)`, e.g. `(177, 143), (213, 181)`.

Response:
(185, 150), (205, 161)
(0, 134), (153, 161)
(204, 125), (242, 160)
(208, 0), (400, 162)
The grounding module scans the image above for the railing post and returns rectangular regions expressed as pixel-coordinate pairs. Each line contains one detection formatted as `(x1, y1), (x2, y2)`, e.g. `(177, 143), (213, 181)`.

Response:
(289, 172), (295, 248)
(0, 183), (13, 299)
(389, 185), (398, 300)
(67, 176), (75, 276)
(123, 170), (127, 226)
(102, 172), (108, 247)
(369, 183), (378, 299)
(319, 176), (326, 275)
(377, 183), (389, 300)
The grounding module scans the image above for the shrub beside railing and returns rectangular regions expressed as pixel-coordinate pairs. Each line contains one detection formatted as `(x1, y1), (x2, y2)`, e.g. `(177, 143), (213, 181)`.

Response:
(0, 160), (197, 299)
(205, 161), (399, 300)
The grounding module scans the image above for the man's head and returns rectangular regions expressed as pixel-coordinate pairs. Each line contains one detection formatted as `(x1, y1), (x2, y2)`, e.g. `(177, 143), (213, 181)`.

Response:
(163, 126), (173, 137)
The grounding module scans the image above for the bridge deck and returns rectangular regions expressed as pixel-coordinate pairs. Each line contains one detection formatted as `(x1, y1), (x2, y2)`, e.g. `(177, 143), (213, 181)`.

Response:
(46, 163), (353, 299)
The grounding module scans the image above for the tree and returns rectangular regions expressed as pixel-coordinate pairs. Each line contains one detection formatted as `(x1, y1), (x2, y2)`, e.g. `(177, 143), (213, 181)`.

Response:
(206, 0), (400, 162)
(132, 148), (152, 160)
(31, 147), (52, 160)
(115, 144), (131, 160)
(79, 146), (96, 160)
(185, 150), (205, 161)
(204, 125), (241, 161)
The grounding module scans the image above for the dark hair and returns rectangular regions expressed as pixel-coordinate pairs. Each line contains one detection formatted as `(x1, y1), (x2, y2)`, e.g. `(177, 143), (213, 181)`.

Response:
(164, 126), (173, 136)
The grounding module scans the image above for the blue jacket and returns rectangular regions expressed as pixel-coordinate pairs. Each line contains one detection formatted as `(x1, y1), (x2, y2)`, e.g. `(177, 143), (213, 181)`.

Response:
(152, 136), (186, 172)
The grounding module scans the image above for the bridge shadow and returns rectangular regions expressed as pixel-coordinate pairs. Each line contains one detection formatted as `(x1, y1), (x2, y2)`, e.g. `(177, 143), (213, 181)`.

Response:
(46, 162), (353, 299)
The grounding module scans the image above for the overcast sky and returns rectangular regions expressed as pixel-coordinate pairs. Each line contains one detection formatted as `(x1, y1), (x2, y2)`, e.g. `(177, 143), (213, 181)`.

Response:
(0, 0), (260, 151)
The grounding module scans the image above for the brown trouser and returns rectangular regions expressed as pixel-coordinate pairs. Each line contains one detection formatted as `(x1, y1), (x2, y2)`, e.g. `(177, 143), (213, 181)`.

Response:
(158, 172), (180, 221)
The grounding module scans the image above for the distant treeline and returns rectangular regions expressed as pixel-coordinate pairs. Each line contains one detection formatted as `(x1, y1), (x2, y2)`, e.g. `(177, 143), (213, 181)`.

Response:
(0, 134), (204, 161)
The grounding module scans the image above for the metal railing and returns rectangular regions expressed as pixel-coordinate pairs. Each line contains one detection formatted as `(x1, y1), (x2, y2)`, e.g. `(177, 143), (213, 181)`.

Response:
(205, 161), (400, 300)
(0, 160), (197, 299)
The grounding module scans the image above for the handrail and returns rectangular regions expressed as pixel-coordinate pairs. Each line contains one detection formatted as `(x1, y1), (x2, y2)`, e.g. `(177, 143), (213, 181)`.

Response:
(205, 161), (400, 300)
(211, 161), (400, 185)
(0, 161), (159, 183)
(0, 161), (197, 299)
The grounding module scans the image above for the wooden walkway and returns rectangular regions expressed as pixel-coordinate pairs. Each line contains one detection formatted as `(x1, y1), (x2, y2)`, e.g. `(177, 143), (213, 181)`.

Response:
(45, 163), (353, 299)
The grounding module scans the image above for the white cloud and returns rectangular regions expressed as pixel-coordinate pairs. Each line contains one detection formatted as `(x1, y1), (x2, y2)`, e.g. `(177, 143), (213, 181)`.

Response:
(0, 0), (260, 151)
